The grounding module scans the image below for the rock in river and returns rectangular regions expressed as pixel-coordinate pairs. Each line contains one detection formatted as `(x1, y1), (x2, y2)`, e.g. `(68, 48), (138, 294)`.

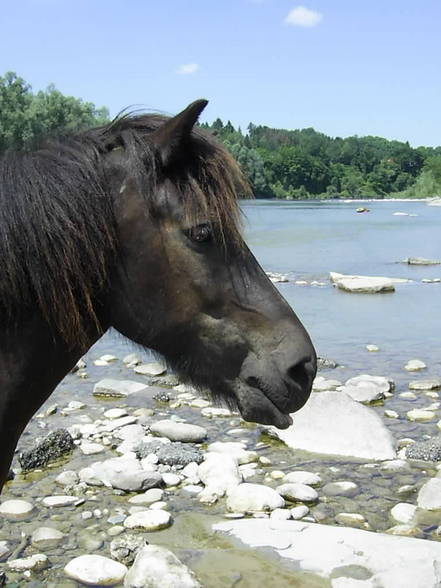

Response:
(124, 545), (201, 588)
(417, 478), (441, 510)
(150, 420), (207, 443)
(330, 272), (399, 293)
(19, 428), (74, 471)
(0, 499), (34, 520)
(269, 391), (396, 461)
(406, 437), (441, 461)
(64, 554), (127, 586)
(93, 379), (148, 398)
(124, 509), (171, 531)
(81, 454), (162, 491)
(226, 483), (285, 512)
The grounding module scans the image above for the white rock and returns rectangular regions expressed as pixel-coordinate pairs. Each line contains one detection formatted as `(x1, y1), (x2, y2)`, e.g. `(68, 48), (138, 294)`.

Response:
(366, 344), (380, 352)
(207, 441), (258, 464)
(200, 407), (233, 418)
(270, 508), (292, 521)
(214, 518), (441, 588)
(64, 554), (127, 585)
(197, 453), (241, 503)
(85, 454), (162, 491)
(330, 272), (397, 293)
(417, 478), (441, 510)
(104, 408), (129, 419)
(409, 379), (441, 391)
(226, 483), (285, 512)
(123, 353), (141, 365)
(405, 359), (427, 372)
(128, 488), (164, 505)
(400, 391), (417, 400)
(93, 379), (148, 398)
(42, 495), (78, 507)
(323, 481), (358, 497)
(407, 409), (436, 422)
(7, 553), (48, 572)
(124, 545), (201, 587)
(81, 442), (105, 455)
(0, 499), (34, 520)
(290, 505), (309, 520)
(312, 376), (342, 392)
(384, 410), (399, 419)
(391, 503), (417, 524)
(124, 509), (171, 531)
(276, 483), (318, 502)
(335, 513), (367, 528)
(103, 415), (138, 432)
(150, 420), (207, 443)
(55, 470), (79, 486)
(162, 473), (181, 486)
(134, 362), (166, 376)
(31, 527), (64, 549)
(270, 391), (396, 461)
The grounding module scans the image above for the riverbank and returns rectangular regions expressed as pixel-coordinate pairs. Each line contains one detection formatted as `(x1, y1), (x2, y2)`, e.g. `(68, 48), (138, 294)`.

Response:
(1, 337), (441, 586)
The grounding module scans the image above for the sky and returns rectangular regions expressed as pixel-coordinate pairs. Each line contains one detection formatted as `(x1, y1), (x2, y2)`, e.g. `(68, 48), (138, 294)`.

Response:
(2, 0), (441, 146)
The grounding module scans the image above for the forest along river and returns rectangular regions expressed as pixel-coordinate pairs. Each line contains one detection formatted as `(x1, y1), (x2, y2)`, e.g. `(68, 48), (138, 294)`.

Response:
(1, 199), (441, 587)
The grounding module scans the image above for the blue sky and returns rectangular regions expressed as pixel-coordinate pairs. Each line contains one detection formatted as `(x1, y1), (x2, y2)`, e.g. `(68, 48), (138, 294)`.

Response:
(2, 0), (441, 146)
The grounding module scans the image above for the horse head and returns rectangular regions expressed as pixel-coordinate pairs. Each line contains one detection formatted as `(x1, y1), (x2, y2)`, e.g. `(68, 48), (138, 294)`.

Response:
(105, 100), (317, 429)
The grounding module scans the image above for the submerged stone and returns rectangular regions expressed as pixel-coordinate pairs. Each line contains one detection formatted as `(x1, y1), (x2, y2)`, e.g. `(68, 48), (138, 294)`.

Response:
(19, 429), (74, 471)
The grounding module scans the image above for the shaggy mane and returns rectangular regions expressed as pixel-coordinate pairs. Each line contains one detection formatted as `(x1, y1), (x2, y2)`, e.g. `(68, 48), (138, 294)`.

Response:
(0, 113), (249, 346)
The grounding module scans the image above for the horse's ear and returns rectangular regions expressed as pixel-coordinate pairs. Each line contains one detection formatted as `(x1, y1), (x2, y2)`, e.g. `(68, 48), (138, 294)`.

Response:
(151, 99), (208, 168)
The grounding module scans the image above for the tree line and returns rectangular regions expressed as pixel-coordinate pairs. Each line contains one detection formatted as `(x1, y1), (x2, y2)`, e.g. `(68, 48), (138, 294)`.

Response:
(2, 71), (441, 199)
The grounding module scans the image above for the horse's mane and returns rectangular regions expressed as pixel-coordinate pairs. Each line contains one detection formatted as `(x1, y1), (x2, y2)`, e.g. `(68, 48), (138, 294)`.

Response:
(0, 113), (249, 346)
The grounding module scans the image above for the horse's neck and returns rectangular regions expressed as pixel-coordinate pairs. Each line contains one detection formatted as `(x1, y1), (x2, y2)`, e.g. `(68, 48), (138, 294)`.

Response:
(0, 315), (96, 490)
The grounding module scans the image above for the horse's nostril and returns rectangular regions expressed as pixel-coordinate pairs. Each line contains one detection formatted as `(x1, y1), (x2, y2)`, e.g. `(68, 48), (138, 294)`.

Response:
(288, 358), (315, 392)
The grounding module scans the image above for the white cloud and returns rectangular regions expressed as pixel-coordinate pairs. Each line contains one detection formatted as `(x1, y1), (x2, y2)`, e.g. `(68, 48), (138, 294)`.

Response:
(176, 63), (199, 75)
(284, 6), (323, 27)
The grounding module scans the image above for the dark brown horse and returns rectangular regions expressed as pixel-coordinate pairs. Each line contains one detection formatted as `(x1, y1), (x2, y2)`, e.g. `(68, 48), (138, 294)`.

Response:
(0, 100), (316, 490)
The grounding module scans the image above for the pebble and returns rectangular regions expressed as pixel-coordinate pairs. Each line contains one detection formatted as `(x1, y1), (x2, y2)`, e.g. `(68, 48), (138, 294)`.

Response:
(322, 481), (358, 497)
(55, 470), (79, 486)
(81, 441), (105, 455)
(162, 472), (181, 486)
(290, 505), (310, 520)
(124, 509), (172, 531)
(335, 512), (367, 528)
(226, 483), (285, 512)
(283, 471), (321, 486)
(270, 508), (292, 520)
(0, 499), (34, 520)
(276, 483), (318, 503)
(104, 408), (129, 419)
(64, 554), (127, 585)
(390, 503), (417, 524)
(134, 362), (166, 376)
(82, 511), (93, 520)
(407, 409), (436, 422)
(366, 344), (379, 352)
(128, 488), (164, 505)
(417, 478), (441, 510)
(7, 553), (48, 572)
(409, 379), (441, 391)
(42, 495), (79, 507)
(31, 526), (64, 549)
(384, 409), (399, 419)
(405, 359), (427, 371)
(400, 392), (417, 400)
(150, 420), (207, 443)
(93, 379), (147, 398)
(124, 545), (201, 588)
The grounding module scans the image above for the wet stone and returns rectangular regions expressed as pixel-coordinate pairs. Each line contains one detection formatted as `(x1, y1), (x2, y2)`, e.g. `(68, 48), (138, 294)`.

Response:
(31, 526), (64, 549)
(42, 495), (78, 507)
(110, 534), (148, 566)
(390, 503), (417, 524)
(64, 554), (128, 585)
(150, 420), (207, 443)
(7, 553), (48, 572)
(276, 483), (318, 503)
(137, 441), (204, 466)
(55, 470), (79, 486)
(0, 499), (34, 520)
(406, 437), (441, 461)
(18, 428), (74, 471)
(124, 509), (172, 531)
(322, 481), (359, 497)
(409, 379), (441, 391)
(226, 483), (285, 513)
(283, 471), (321, 486)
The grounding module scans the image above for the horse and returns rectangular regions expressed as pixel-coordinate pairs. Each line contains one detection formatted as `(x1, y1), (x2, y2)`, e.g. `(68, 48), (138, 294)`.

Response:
(0, 99), (316, 491)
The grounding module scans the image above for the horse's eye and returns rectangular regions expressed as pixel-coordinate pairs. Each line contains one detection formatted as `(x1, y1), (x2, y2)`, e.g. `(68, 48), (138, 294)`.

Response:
(187, 224), (212, 243)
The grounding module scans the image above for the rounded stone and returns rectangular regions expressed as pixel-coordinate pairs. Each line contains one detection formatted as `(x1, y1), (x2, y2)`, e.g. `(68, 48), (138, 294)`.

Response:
(31, 527), (64, 549)
(290, 505), (309, 520)
(42, 495), (78, 507)
(55, 470), (79, 486)
(226, 483), (285, 513)
(150, 420), (207, 443)
(276, 483), (318, 503)
(123, 509), (171, 531)
(390, 503), (417, 524)
(407, 409), (436, 422)
(0, 499), (34, 520)
(64, 554), (127, 585)
(405, 359), (427, 371)
(283, 471), (321, 486)
(128, 488), (164, 505)
(322, 481), (358, 497)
